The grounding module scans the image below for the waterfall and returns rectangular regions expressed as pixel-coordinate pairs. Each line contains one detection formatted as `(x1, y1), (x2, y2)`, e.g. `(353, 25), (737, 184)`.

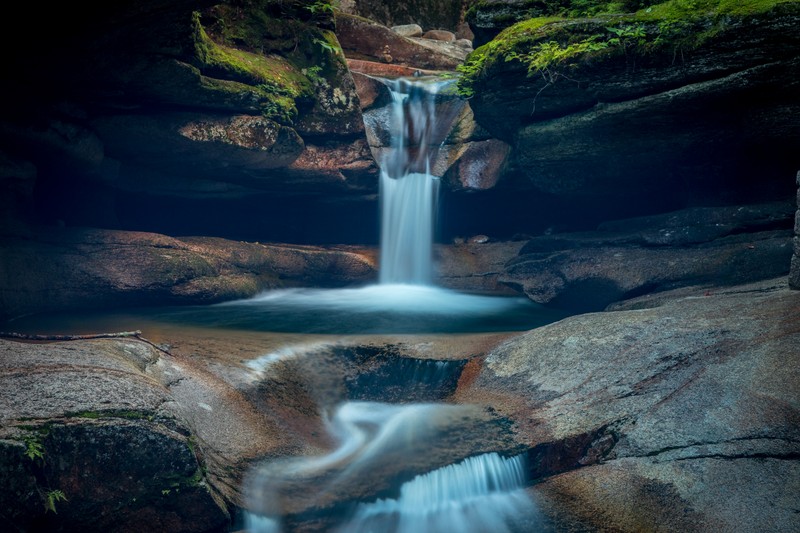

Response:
(378, 78), (454, 285)
(244, 401), (540, 533)
(339, 452), (536, 533)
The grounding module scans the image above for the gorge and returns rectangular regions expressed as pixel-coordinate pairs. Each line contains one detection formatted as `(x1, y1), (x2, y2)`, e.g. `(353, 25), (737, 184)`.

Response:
(1, 1), (799, 532)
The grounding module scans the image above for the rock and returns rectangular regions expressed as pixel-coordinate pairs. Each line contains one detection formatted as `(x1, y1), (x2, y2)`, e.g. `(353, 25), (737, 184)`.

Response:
(456, 278), (800, 531)
(422, 29), (456, 42)
(0, 227), (377, 320)
(443, 138), (510, 191)
(391, 24), (423, 37)
(435, 240), (524, 294)
(0, 0), (376, 233)
(343, 0), (465, 34)
(348, 59), (442, 79)
(791, 170), (800, 289)
(455, 38), (473, 49)
(464, 5), (800, 213)
(455, 21), (475, 41)
(0, 338), (231, 531)
(334, 13), (463, 71)
(465, 0), (534, 47)
(350, 71), (392, 110)
(501, 203), (795, 311)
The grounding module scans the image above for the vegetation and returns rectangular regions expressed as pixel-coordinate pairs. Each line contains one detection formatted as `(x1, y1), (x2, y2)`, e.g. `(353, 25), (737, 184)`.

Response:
(23, 435), (45, 462)
(457, 0), (799, 96)
(190, 0), (345, 124)
(44, 489), (67, 513)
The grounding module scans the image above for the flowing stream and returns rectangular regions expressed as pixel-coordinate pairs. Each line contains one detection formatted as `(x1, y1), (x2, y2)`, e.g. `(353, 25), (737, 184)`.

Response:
(1, 76), (561, 532)
(241, 77), (545, 532)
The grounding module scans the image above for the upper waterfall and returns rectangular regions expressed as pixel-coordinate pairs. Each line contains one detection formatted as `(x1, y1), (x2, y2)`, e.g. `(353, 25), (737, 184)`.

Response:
(377, 78), (460, 285)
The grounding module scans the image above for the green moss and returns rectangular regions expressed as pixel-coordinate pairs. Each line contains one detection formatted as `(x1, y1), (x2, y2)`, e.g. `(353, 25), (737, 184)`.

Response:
(188, 3), (348, 125)
(457, 0), (799, 96)
(191, 12), (314, 123)
(636, 0), (796, 19)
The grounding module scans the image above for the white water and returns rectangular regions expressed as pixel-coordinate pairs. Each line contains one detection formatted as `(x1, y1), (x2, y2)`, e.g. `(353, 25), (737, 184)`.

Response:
(340, 452), (536, 533)
(244, 401), (538, 533)
(379, 78), (451, 284)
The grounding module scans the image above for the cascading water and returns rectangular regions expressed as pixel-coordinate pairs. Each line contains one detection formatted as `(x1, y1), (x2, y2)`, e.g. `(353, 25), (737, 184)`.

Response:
(233, 76), (548, 531)
(378, 78), (448, 285)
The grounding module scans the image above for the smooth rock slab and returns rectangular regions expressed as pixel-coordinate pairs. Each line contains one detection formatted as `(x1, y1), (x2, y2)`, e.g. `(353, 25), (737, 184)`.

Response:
(456, 278), (800, 532)
(0, 338), (229, 532)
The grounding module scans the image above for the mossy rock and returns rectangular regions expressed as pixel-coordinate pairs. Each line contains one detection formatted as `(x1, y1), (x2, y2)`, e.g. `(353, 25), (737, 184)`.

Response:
(458, 0), (800, 99)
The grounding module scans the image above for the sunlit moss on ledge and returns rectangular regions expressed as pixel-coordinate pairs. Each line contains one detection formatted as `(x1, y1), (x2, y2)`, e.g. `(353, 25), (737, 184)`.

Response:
(457, 0), (800, 96)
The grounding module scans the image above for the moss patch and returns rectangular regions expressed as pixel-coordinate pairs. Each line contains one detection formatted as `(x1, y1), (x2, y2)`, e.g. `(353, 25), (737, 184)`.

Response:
(188, 1), (345, 125)
(457, 0), (800, 96)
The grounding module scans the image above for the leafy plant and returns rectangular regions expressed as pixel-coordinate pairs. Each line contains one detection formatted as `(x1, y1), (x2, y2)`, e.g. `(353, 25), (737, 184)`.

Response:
(23, 435), (45, 462)
(305, 0), (334, 16)
(313, 37), (342, 56)
(45, 490), (67, 513)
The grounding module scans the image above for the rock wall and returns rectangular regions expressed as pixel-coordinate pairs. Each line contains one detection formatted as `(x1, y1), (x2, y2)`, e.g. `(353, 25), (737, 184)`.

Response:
(340, 0), (468, 33)
(461, 4), (800, 216)
(791, 170), (800, 289)
(0, 0), (377, 234)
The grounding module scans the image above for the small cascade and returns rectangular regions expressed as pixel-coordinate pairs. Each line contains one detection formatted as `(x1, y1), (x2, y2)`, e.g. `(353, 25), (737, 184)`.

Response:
(243, 401), (539, 533)
(340, 452), (537, 533)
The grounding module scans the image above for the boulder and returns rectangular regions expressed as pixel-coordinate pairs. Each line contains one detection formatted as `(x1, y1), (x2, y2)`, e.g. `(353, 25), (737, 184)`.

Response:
(334, 12), (463, 70)
(0, 338), (232, 532)
(422, 29), (456, 42)
(0, 227), (377, 320)
(456, 277), (800, 531)
(462, 4), (800, 213)
(391, 24), (424, 38)
(501, 202), (795, 311)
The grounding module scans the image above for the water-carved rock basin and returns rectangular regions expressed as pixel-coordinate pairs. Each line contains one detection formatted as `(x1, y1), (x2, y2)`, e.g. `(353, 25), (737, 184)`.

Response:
(1, 288), (565, 532)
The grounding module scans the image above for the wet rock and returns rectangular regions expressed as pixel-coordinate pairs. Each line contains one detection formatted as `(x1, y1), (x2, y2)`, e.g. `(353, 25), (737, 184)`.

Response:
(391, 24), (423, 38)
(350, 71), (392, 110)
(457, 278), (800, 531)
(435, 240), (523, 294)
(501, 202), (795, 311)
(443, 138), (510, 191)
